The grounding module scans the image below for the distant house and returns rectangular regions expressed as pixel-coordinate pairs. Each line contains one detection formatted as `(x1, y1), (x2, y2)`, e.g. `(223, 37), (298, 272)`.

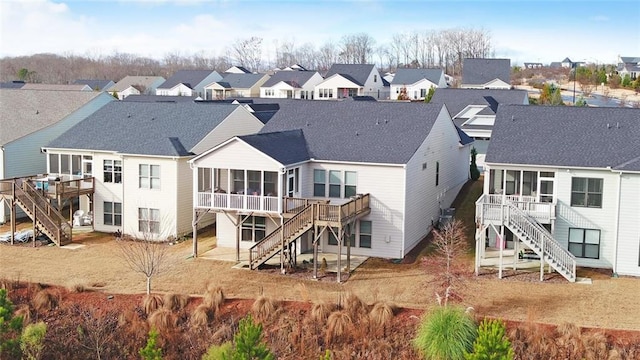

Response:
(74, 79), (115, 92)
(561, 57), (573, 68)
(20, 84), (93, 91)
(523, 62), (544, 69)
(0, 89), (114, 223)
(314, 64), (389, 100)
(549, 62), (562, 69)
(106, 76), (166, 100)
(155, 70), (222, 98)
(204, 73), (270, 100)
(259, 70), (323, 99)
(390, 68), (447, 100)
(476, 105), (640, 281)
(0, 81), (26, 89)
(225, 66), (252, 74)
(461, 58), (511, 89)
(43, 101), (266, 239)
(617, 56), (640, 80)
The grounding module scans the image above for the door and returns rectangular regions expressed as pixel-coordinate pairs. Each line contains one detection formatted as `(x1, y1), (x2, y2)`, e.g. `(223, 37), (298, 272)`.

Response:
(538, 172), (555, 203)
(287, 169), (299, 198)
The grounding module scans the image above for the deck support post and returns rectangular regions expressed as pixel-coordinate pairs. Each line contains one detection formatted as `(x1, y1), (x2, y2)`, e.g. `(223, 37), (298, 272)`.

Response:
(346, 226), (351, 275)
(313, 226), (319, 279)
(498, 225), (504, 279)
(337, 231), (342, 283)
(192, 208), (198, 258)
(513, 239), (519, 270)
(10, 185), (16, 245)
(539, 238), (545, 281)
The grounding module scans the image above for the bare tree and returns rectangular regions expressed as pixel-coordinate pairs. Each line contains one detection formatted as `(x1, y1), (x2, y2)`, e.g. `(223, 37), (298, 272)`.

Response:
(339, 33), (375, 64)
(317, 41), (339, 71)
(231, 36), (263, 72)
(75, 307), (118, 360)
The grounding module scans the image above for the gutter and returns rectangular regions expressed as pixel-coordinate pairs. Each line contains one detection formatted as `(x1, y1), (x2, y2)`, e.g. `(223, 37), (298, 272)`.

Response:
(610, 167), (622, 277)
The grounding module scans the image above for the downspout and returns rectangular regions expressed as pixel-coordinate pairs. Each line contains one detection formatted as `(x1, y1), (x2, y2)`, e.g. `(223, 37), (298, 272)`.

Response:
(611, 168), (622, 277)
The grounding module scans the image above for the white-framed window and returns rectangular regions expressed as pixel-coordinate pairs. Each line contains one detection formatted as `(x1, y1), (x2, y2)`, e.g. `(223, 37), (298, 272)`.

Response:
(241, 216), (266, 242)
(571, 177), (603, 208)
(139, 164), (160, 189)
(344, 171), (357, 197)
(568, 228), (600, 259)
(420, 88), (427, 98)
(359, 220), (372, 248)
(435, 161), (440, 186)
(329, 170), (341, 198)
(313, 169), (326, 197)
(104, 160), (122, 183)
(314, 169), (358, 198)
(103, 201), (122, 226)
(138, 208), (160, 234)
(198, 167), (212, 192)
(327, 227), (355, 247)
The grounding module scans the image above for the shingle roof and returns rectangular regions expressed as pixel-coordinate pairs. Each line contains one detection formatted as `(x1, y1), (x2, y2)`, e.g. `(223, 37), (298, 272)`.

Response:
(21, 84), (92, 91)
(259, 101), (446, 164)
(74, 79), (113, 91)
(262, 71), (317, 88)
(47, 102), (239, 157)
(620, 56), (640, 64)
(214, 73), (266, 89)
(157, 70), (217, 90)
(324, 64), (375, 87)
(123, 95), (199, 103)
(486, 105), (640, 171)
(430, 88), (528, 117)
(239, 130), (310, 165)
(226, 66), (251, 74)
(108, 76), (165, 92)
(391, 68), (444, 85)
(0, 89), (103, 145)
(462, 58), (511, 85)
(0, 81), (25, 89)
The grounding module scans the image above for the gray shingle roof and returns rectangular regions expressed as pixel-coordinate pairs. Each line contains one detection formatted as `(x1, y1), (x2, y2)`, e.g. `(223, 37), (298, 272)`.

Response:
(74, 79), (113, 91)
(108, 76), (165, 92)
(47, 102), (240, 157)
(391, 68), (444, 85)
(259, 101), (445, 164)
(215, 73), (266, 89)
(262, 71), (317, 88)
(239, 129), (310, 165)
(157, 70), (217, 90)
(462, 58), (511, 85)
(0, 89), (103, 145)
(123, 95), (198, 103)
(486, 105), (640, 171)
(620, 56), (640, 64)
(21, 84), (92, 91)
(0, 81), (25, 89)
(324, 64), (375, 87)
(430, 88), (528, 117)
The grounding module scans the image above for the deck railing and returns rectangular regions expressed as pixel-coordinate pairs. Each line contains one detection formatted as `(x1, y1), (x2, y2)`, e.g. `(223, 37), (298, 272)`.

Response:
(477, 194), (554, 223)
(19, 180), (72, 245)
(197, 192), (279, 212)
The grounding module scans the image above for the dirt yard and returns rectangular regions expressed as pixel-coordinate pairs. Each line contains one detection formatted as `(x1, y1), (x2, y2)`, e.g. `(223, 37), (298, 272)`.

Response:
(2, 180), (640, 332)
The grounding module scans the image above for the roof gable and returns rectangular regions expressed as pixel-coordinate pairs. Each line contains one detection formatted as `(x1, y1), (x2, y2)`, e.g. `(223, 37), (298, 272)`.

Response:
(324, 64), (375, 86)
(211, 73), (267, 89)
(108, 76), (165, 92)
(157, 70), (219, 90)
(391, 68), (444, 85)
(430, 88), (528, 117)
(239, 130), (310, 165)
(462, 58), (511, 85)
(262, 71), (317, 88)
(74, 79), (114, 91)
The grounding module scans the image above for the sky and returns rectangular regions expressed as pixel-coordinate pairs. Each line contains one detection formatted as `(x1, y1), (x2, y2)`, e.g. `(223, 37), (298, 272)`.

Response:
(0, 0), (639, 66)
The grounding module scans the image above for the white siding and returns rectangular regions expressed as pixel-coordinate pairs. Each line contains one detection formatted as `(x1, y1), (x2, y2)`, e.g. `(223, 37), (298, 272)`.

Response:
(84, 151), (125, 234)
(190, 107), (264, 155)
(192, 139), (282, 171)
(554, 169), (619, 269)
(215, 212), (280, 249)
(156, 84), (193, 97)
(391, 79), (440, 101)
(314, 75), (361, 100)
(404, 106), (471, 255)
(616, 173), (640, 276)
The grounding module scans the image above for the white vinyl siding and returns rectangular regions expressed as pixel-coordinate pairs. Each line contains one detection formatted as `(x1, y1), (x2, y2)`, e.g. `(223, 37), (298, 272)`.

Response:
(616, 173), (640, 276)
(190, 107), (265, 155)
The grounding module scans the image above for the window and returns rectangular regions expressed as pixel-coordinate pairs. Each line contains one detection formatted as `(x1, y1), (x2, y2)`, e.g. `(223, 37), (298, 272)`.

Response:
(328, 226), (356, 247)
(264, 171), (277, 196)
(247, 171), (261, 195)
(344, 171), (357, 197)
(138, 208), (160, 234)
(49, 154), (59, 173)
(420, 88), (427, 98)
(198, 168), (212, 192)
(139, 164), (160, 189)
(571, 178), (603, 208)
(328, 227), (339, 245)
(435, 161), (440, 186)
(568, 228), (600, 259)
(329, 170), (341, 198)
(374, 75), (378, 82)
(314, 169), (326, 197)
(241, 216), (266, 242)
(71, 155), (81, 175)
(359, 221), (372, 248)
(103, 201), (122, 226)
(104, 160), (122, 183)
(232, 170), (245, 193)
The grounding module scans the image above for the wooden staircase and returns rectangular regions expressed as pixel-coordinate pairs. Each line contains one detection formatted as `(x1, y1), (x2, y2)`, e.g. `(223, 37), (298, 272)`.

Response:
(11, 179), (72, 246)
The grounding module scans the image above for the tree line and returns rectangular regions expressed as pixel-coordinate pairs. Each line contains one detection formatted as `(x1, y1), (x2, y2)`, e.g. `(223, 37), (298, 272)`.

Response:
(0, 28), (493, 84)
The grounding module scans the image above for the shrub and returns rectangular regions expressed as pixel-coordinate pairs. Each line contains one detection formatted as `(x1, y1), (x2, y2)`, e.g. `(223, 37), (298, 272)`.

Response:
(139, 328), (163, 360)
(369, 301), (396, 332)
(326, 311), (352, 344)
(190, 304), (213, 328)
(342, 293), (367, 322)
(67, 280), (87, 293)
(32, 289), (58, 313)
(465, 318), (513, 360)
(251, 296), (279, 322)
(203, 286), (225, 311)
(163, 293), (188, 312)
(233, 314), (274, 360)
(15, 304), (31, 326)
(143, 294), (164, 315)
(202, 342), (232, 360)
(413, 306), (477, 360)
(148, 309), (177, 335)
(21, 321), (47, 360)
(310, 301), (335, 322)
(0, 289), (23, 358)
(470, 148), (480, 181)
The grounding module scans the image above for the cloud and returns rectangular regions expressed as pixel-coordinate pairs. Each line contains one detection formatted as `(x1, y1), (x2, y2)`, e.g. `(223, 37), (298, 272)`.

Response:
(590, 15), (609, 22)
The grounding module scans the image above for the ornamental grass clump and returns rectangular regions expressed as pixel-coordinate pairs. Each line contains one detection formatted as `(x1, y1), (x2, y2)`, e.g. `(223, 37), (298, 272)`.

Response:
(413, 306), (477, 360)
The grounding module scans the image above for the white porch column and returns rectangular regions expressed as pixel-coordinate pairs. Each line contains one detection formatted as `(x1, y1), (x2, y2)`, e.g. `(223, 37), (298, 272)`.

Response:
(277, 169), (283, 214)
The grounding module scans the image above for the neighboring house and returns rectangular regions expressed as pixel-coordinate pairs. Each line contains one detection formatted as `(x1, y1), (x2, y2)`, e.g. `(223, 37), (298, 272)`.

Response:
(189, 101), (472, 269)
(0, 89), (114, 223)
(259, 70), (323, 99)
(461, 58), (511, 89)
(155, 70), (222, 98)
(476, 105), (640, 281)
(225, 66), (252, 74)
(617, 56), (640, 80)
(204, 73), (270, 100)
(0, 81), (26, 89)
(20, 84), (93, 91)
(524, 62), (543, 69)
(549, 62), (562, 69)
(74, 79), (115, 92)
(390, 68), (447, 100)
(43, 101), (266, 239)
(430, 88), (528, 170)
(106, 76), (166, 100)
(561, 57), (573, 68)
(314, 64), (389, 100)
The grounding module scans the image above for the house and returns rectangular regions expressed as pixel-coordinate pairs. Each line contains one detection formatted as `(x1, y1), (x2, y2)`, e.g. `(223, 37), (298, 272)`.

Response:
(0, 81), (26, 89)
(523, 63), (543, 69)
(189, 101), (473, 275)
(561, 57), (573, 68)
(617, 56), (640, 80)
(260, 70), (323, 99)
(20, 83), (93, 91)
(106, 76), (166, 100)
(314, 64), (389, 100)
(461, 58), (511, 89)
(390, 68), (447, 100)
(475, 105), (640, 281)
(204, 73), (270, 100)
(0, 89), (114, 224)
(43, 101), (267, 240)
(155, 70), (222, 98)
(225, 66), (252, 74)
(74, 79), (116, 92)
(430, 88), (528, 170)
